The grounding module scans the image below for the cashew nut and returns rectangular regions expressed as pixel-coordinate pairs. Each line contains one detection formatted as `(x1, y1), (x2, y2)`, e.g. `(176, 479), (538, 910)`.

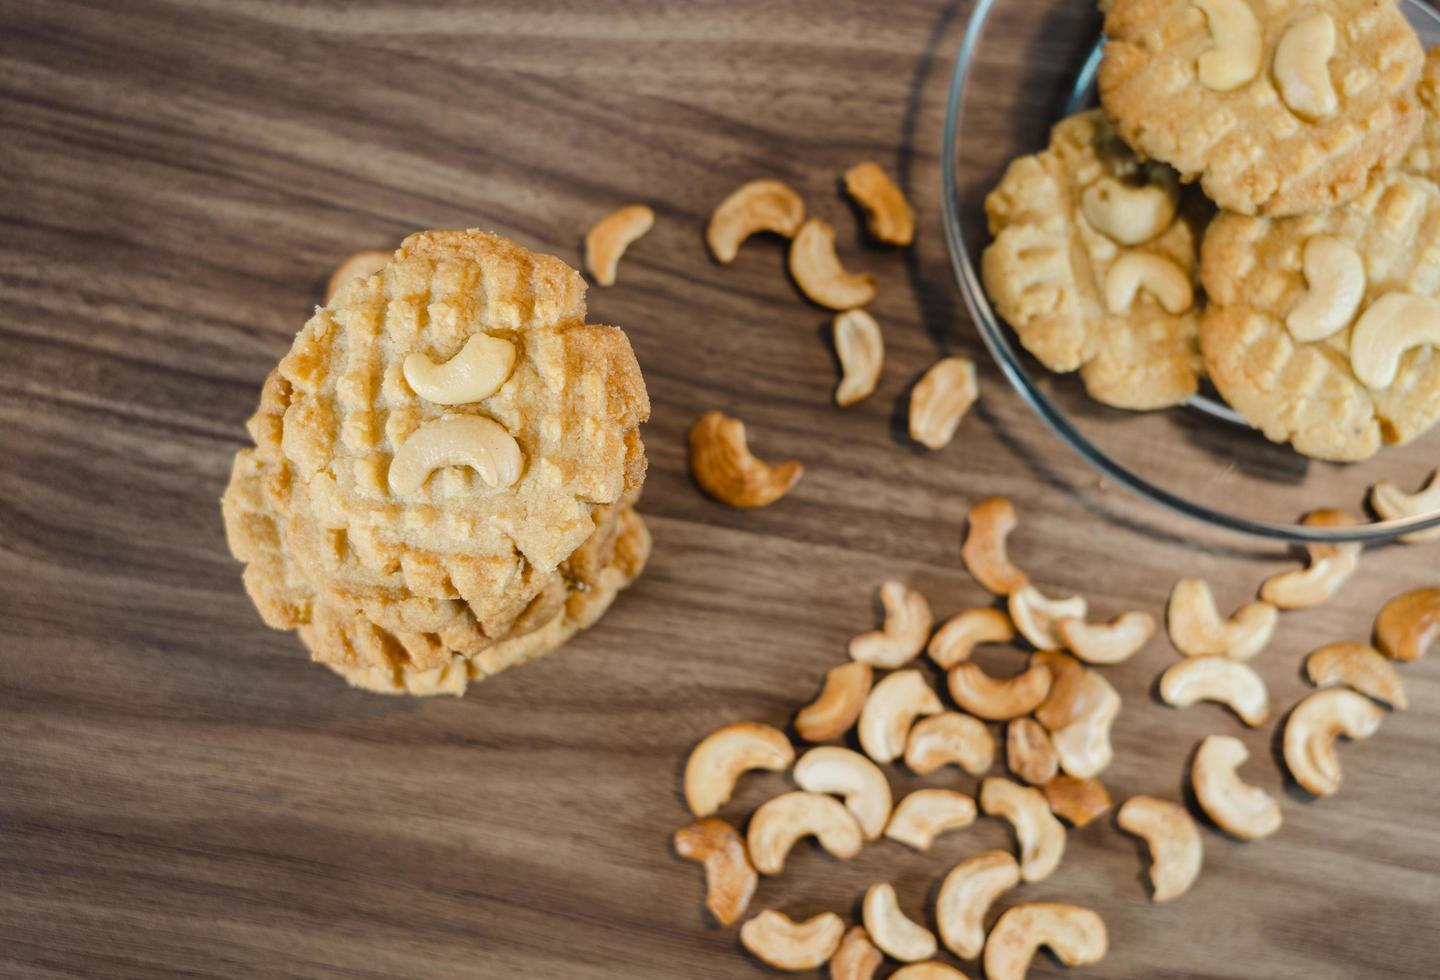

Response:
(1032, 651), (1121, 779)
(858, 669), (943, 764)
(1350, 292), (1440, 389)
(1007, 717), (1059, 786)
(1009, 583), (1088, 651)
(889, 964), (967, 980)
(584, 203), (653, 286)
(795, 661), (874, 742)
(1305, 642), (1408, 710)
(979, 777), (1067, 882)
(684, 722), (794, 817)
(1041, 775), (1113, 828)
(1158, 655), (1270, 727)
(1056, 611), (1155, 665)
(909, 356), (978, 450)
(793, 747), (893, 841)
(833, 309), (885, 407)
(740, 909), (846, 971)
(962, 497), (1029, 596)
(843, 161), (916, 247)
(863, 883), (937, 963)
(1274, 12), (1338, 120)
(1286, 236), (1365, 342)
(830, 926), (883, 980)
(788, 218), (877, 310)
(904, 712), (997, 776)
(746, 791), (864, 875)
(1116, 795), (1203, 902)
(1103, 252), (1194, 315)
(1370, 469), (1440, 544)
(689, 410), (803, 508)
(324, 248), (389, 305)
(706, 179), (806, 264)
(946, 661), (1053, 721)
(388, 414), (523, 495)
(1167, 578), (1277, 660)
(849, 581), (934, 669)
(1283, 688), (1383, 796)
(884, 789), (977, 852)
(1191, 735), (1282, 841)
(1374, 587), (1440, 662)
(673, 817), (759, 925)
(983, 903), (1108, 980)
(1080, 170), (1180, 246)
(1259, 509), (1360, 610)
(928, 607), (1015, 669)
(1194, 0), (1263, 92)
(402, 334), (517, 406)
(935, 850), (1021, 960)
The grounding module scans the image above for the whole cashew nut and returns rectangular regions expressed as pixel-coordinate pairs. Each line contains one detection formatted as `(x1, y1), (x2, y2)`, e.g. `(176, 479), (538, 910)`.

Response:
(1080, 171), (1180, 246)
(946, 661), (1053, 721)
(1007, 717), (1060, 786)
(706, 179), (805, 264)
(1306, 641), (1408, 710)
(792, 746), (893, 841)
(1350, 292), (1440, 390)
(1274, 12), (1339, 120)
(1116, 795), (1203, 902)
(1286, 236), (1365, 342)
(746, 791), (864, 875)
(788, 218), (878, 310)
(673, 818), (759, 925)
(1370, 469), (1440, 544)
(858, 670), (943, 764)
(962, 496), (1029, 596)
(843, 161), (916, 247)
(979, 777), (1067, 882)
(684, 721), (794, 817)
(1167, 578), (1278, 660)
(863, 883), (937, 963)
(929, 607), (1016, 669)
(884, 789), (977, 852)
(740, 909), (846, 971)
(1041, 775), (1113, 828)
(889, 964), (967, 980)
(904, 712), (997, 776)
(983, 903), (1108, 980)
(795, 661), (874, 743)
(1033, 652), (1121, 779)
(1194, 0), (1263, 92)
(1259, 509), (1360, 609)
(1104, 252), (1195, 315)
(1191, 735), (1282, 840)
(1283, 688), (1383, 796)
(1057, 611), (1155, 665)
(403, 334), (517, 405)
(689, 410), (804, 508)
(909, 356), (979, 451)
(1373, 587), (1440, 662)
(830, 926), (883, 980)
(584, 203), (654, 286)
(388, 414), (523, 495)
(1009, 583), (1088, 651)
(850, 581), (934, 669)
(1159, 655), (1270, 727)
(935, 850), (1022, 960)
(833, 308), (885, 407)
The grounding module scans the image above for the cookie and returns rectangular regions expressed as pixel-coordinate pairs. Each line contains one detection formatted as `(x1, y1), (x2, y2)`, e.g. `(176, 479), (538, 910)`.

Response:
(1403, 46), (1440, 181)
(983, 110), (1204, 410)
(1100, 0), (1424, 217)
(1200, 169), (1440, 460)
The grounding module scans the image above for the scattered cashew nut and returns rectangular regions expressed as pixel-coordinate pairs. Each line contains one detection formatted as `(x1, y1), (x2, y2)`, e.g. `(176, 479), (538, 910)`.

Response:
(929, 607), (1015, 669)
(935, 850), (1021, 960)
(746, 791), (864, 875)
(1158, 655), (1270, 727)
(1274, 12), (1338, 120)
(963, 497), (1029, 595)
(740, 909), (846, 971)
(1350, 292), (1440, 390)
(1057, 611), (1154, 665)
(1259, 509), (1360, 609)
(689, 410), (803, 508)
(850, 581), (934, 668)
(403, 334), (517, 406)
(830, 925), (883, 980)
(1116, 795), (1203, 902)
(585, 203), (653, 286)
(684, 721), (794, 817)
(884, 789), (977, 852)
(1286, 236), (1364, 342)
(1194, 0), (1263, 92)
(673, 818), (758, 925)
(1191, 735), (1282, 840)
(1007, 717), (1060, 786)
(1283, 688), (1383, 796)
(983, 903), (1108, 980)
(1033, 651), (1121, 779)
(793, 746), (893, 841)
(843, 161), (916, 246)
(388, 414), (523, 495)
(863, 883), (937, 963)
(706, 179), (805, 264)
(833, 309), (885, 407)
(1370, 469), (1440, 544)
(858, 669), (943, 764)
(1167, 578), (1277, 660)
(1080, 170), (1179, 246)
(979, 777), (1067, 882)
(1103, 252), (1194, 315)
(1305, 641), (1408, 710)
(788, 218), (877, 310)
(1041, 775), (1113, 828)
(904, 712), (997, 776)
(324, 248), (389, 305)
(909, 356), (978, 450)
(947, 661), (1053, 721)
(1009, 584), (1088, 652)
(795, 661), (874, 742)
(889, 964), (967, 979)
(1374, 587), (1440, 662)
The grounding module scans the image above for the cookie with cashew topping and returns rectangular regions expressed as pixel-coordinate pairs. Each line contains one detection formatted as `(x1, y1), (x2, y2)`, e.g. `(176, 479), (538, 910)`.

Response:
(795, 662), (874, 743)
(962, 497), (1029, 596)
(983, 110), (1202, 410)
(684, 721), (794, 817)
(673, 818), (758, 925)
(793, 747), (892, 840)
(935, 850), (1021, 960)
(979, 777), (1067, 882)
(1259, 510), (1360, 610)
(1167, 578), (1277, 660)
(1159, 656), (1270, 727)
(884, 789), (977, 852)
(1306, 642), (1408, 710)
(904, 712), (996, 776)
(740, 909), (846, 971)
(1283, 688), (1384, 796)
(862, 883), (936, 963)
(1100, 0), (1422, 217)
(1116, 795), (1203, 902)
(689, 410), (803, 508)
(983, 902), (1107, 980)
(746, 791), (864, 875)
(849, 582), (933, 668)
(858, 669), (943, 764)
(1191, 735), (1282, 840)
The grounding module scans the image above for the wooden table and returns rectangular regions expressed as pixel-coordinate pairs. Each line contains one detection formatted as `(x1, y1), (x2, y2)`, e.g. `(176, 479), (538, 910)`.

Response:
(3, 2), (1437, 977)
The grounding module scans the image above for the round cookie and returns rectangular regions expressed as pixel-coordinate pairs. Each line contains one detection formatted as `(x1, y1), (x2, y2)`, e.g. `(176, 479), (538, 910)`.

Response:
(1100, 0), (1424, 217)
(1403, 46), (1440, 181)
(1200, 170), (1440, 460)
(983, 110), (1204, 410)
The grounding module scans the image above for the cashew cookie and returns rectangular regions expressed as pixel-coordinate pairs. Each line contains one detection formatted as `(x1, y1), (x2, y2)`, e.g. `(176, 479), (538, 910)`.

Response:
(1403, 46), (1440, 183)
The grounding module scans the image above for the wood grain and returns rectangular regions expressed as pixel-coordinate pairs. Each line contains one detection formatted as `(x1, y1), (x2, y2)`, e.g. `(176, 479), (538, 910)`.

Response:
(1, 1), (1438, 978)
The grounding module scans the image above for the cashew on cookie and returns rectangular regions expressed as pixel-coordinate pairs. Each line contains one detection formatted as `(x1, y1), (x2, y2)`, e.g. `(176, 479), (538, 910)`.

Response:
(982, 110), (1203, 411)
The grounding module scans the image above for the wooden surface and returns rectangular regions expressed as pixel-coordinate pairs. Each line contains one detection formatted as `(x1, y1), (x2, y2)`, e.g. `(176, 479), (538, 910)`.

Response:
(2, 2), (1438, 978)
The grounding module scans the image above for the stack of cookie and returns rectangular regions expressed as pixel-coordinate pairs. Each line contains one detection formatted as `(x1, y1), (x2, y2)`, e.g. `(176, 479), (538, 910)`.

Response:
(984, 0), (1440, 462)
(222, 230), (651, 695)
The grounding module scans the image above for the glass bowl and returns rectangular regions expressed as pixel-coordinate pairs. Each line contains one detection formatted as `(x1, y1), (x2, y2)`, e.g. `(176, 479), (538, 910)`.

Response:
(942, 0), (1440, 544)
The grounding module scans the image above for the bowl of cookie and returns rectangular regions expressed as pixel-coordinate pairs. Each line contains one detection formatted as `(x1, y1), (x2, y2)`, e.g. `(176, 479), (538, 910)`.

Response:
(942, 0), (1440, 544)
